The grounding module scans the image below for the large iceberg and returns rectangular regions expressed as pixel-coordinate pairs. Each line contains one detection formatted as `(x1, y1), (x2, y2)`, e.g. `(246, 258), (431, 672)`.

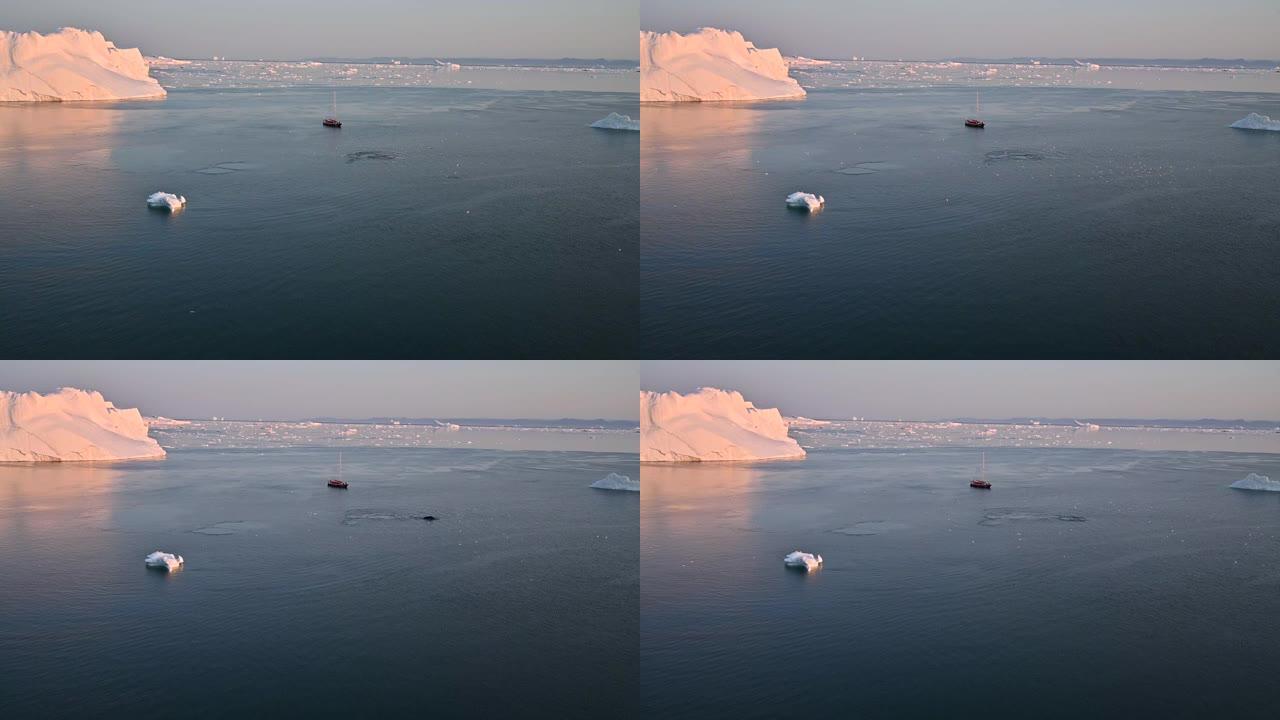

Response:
(640, 387), (807, 462)
(1229, 113), (1280, 132)
(784, 551), (823, 571)
(144, 551), (184, 571)
(589, 112), (640, 131)
(1230, 473), (1280, 492)
(590, 473), (640, 492)
(640, 28), (807, 102)
(0, 388), (167, 462)
(1, 28), (167, 102)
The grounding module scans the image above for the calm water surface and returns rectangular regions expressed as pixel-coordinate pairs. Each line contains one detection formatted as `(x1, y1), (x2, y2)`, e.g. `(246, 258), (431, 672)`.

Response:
(0, 448), (638, 718)
(641, 87), (1280, 357)
(642, 448), (1280, 719)
(0, 86), (638, 357)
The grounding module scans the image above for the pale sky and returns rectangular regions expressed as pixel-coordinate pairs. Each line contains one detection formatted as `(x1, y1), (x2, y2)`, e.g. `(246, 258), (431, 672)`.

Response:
(6, 0), (637, 60)
(642, 0), (1280, 60)
(0, 361), (637, 421)
(641, 362), (1280, 421)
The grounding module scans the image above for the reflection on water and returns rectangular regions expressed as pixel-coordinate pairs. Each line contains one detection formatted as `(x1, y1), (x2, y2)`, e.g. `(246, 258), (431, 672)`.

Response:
(642, 448), (1280, 719)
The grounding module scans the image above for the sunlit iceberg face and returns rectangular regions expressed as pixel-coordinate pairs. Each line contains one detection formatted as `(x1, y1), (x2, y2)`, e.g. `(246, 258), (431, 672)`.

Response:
(144, 551), (184, 571)
(784, 551), (823, 571)
(786, 192), (825, 212)
(147, 192), (186, 212)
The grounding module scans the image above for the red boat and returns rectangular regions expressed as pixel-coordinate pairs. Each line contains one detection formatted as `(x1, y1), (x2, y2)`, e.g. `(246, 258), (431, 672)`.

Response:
(970, 451), (991, 489)
(965, 91), (985, 128)
(323, 90), (341, 128)
(327, 452), (348, 488)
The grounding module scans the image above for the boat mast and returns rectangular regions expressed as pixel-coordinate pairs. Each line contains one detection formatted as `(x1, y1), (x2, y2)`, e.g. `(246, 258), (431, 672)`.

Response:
(339, 451), (343, 481)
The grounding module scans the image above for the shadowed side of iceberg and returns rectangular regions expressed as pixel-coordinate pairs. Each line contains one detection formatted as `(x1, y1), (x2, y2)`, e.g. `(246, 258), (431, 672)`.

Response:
(1229, 113), (1280, 131)
(1230, 473), (1279, 491)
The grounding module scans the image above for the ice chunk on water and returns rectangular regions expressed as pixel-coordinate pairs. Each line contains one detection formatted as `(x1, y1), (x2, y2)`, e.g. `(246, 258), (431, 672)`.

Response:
(1229, 113), (1280, 131)
(589, 112), (639, 131)
(144, 551), (184, 571)
(786, 192), (824, 212)
(1230, 473), (1280, 491)
(590, 472), (639, 492)
(784, 550), (823, 571)
(147, 192), (187, 211)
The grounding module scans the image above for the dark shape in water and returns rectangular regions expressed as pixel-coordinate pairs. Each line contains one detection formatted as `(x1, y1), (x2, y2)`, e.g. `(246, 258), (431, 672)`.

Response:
(422, 515), (436, 521)
(347, 151), (398, 163)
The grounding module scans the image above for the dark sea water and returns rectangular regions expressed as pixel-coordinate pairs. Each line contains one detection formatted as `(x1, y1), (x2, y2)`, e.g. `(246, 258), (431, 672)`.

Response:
(641, 449), (1280, 719)
(0, 448), (638, 719)
(0, 87), (638, 358)
(640, 87), (1280, 358)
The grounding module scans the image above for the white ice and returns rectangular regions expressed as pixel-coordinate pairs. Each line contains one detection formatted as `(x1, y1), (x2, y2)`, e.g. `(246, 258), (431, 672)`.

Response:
(1230, 473), (1280, 492)
(147, 192), (186, 211)
(641, 28), (807, 102)
(0, 387), (167, 462)
(1230, 113), (1280, 131)
(144, 551), (184, 571)
(784, 551), (823, 571)
(641, 387), (807, 462)
(786, 192), (825, 212)
(589, 112), (640, 131)
(1, 28), (166, 102)
(590, 472), (640, 492)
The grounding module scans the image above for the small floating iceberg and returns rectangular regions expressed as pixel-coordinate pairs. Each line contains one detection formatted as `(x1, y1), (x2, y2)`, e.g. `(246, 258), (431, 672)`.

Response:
(590, 112), (640, 132)
(783, 550), (823, 571)
(1230, 473), (1280, 492)
(144, 551), (184, 571)
(147, 192), (187, 212)
(786, 191), (824, 212)
(590, 472), (639, 492)
(1229, 113), (1280, 131)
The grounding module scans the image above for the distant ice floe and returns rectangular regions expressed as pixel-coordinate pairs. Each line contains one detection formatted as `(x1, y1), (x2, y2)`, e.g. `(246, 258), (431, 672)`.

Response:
(590, 472), (639, 492)
(145, 551), (183, 571)
(641, 387), (807, 462)
(1230, 473), (1280, 491)
(589, 112), (640, 131)
(1229, 113), (1280, 131)
(147, 192), (186, 211)
(786, 416), (832, 429)
(786, 192), (825, 212)
(784, 551), (823, 571)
